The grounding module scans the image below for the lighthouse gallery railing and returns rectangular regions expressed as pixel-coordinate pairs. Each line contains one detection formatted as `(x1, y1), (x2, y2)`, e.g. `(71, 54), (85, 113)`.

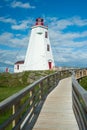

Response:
(0, 71), (70, 130)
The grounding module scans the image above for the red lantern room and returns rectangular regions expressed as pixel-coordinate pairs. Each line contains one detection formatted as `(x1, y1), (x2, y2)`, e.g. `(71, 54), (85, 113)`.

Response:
(35, 18), (44, 26)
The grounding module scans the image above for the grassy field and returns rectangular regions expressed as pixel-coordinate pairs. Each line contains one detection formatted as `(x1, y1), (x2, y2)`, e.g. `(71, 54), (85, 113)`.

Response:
(0, 70), (56, 102)
(79, 76), (87, 90)
(0, 86), (24, 101)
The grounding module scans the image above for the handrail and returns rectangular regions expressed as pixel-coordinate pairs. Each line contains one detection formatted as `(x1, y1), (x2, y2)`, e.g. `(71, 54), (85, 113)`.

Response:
(72, 74), (87, 130)
(0, 70), (70, 130)
(0, 74), (55, 109)
(1, 68), (87, 130)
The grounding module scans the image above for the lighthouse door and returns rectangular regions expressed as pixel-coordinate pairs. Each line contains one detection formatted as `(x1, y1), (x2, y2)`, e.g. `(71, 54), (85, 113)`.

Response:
(48, 61), (52, 69)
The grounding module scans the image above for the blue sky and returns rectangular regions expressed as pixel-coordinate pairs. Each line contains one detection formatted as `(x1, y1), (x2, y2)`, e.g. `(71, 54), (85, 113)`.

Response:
(0, 0), (87, 71)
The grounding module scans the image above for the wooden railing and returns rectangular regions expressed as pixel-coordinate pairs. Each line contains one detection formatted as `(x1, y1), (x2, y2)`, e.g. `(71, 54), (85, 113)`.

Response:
(74, 69), (87, 79)
(0, 71), (70, 130)
(72, 71), (87, 130)
(0, 68), (87, 130)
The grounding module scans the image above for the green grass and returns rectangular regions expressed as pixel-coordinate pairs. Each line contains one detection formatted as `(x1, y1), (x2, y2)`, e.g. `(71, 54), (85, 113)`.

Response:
(0, 70), (56, 102)
(0, 86), (23, 101)
(79, 76), (87, 90)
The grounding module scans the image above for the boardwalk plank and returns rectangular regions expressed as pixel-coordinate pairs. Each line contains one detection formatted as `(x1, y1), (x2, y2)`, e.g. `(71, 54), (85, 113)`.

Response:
(33, 77), (79, 130)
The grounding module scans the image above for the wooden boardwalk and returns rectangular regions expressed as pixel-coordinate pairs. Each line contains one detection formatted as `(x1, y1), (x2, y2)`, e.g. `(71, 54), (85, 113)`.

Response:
(33, 77), (79, 130)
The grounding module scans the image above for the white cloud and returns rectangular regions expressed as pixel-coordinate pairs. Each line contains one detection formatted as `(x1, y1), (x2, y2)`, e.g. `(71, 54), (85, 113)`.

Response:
(0, 32), (13, 45)
(0, 32), (28, 65)
(48, 16), (87, 31)
(0, 17), (16, 24)
(12, 22), (28, 30)
(11, 1), (35, 9)
(57, 19), (73, 30)
(53, 45), (87, 67)
(0, 49), (16, 65)
(0, 32), (29, 48)
(11, 19), (33, 30)
(72, 16), (87, 26)
(47, 16), (87, 67)
(10, 36), (29, 48)
(49, 29), (87, 44)
(0, 16), (34, 31)
(50, 29), (87, 62)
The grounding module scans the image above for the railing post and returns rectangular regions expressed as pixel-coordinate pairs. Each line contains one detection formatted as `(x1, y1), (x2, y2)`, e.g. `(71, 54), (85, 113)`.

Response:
(47, 77), (50, 90)
(55, 73), (58, 86)
(39, 81), (44, 100)
(30, 89), (34, 109)
(12, 101), (21, 130)
(12, 105), (15, 128)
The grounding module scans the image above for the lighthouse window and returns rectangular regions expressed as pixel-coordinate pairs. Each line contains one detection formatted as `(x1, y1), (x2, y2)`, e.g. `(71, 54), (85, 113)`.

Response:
(17, 64), (19, 70)
(47, 44), (50, 51)
(45, 32), (48, 38)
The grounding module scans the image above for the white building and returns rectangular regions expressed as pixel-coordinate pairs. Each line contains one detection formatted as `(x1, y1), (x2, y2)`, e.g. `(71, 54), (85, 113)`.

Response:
(14, 61), (24, 73)
(14, 18), (55, 72)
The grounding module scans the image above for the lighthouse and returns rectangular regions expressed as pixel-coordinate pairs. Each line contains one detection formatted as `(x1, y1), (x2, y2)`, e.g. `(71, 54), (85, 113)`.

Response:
(24, 18), (55, 71)
(14, 18), (55, 72)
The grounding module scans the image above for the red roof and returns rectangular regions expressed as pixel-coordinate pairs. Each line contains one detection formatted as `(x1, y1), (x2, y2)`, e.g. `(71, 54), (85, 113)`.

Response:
(15, 60), (24, 64)
(35, 18), (44, 26)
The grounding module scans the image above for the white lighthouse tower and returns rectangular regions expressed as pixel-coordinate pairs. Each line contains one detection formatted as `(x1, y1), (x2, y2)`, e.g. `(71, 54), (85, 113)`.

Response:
(14, 18), (55, 72)
(24, 18), (55, 71)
